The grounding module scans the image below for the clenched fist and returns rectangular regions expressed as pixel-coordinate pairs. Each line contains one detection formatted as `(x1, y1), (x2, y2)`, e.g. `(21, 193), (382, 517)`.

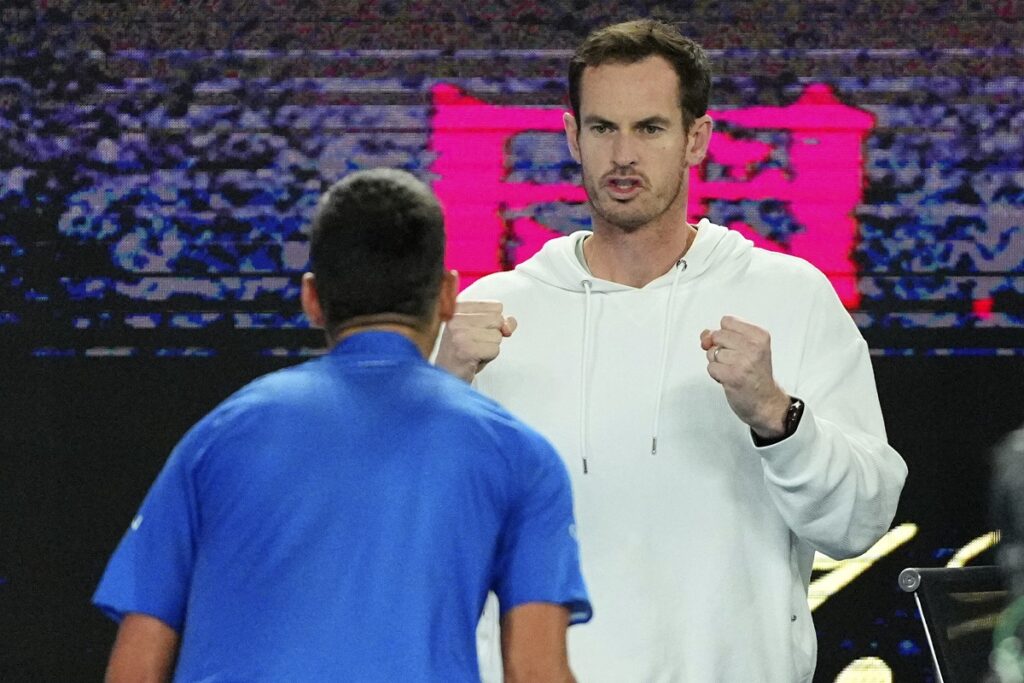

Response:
(700, 315), (791, 439)
(435, 301), (517, 382)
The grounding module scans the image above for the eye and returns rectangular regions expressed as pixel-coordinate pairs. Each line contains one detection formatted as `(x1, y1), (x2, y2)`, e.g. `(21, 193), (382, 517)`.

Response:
(641, 124), (663, 135)
(590, 123), (610, 134)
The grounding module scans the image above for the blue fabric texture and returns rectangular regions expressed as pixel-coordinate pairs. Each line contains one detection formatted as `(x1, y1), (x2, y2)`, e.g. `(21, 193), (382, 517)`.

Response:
(93, 331), (590, 682)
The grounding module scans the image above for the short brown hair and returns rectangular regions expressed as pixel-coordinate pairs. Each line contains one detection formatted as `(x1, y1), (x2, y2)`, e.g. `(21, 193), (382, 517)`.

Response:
(568, 19), (711, 131)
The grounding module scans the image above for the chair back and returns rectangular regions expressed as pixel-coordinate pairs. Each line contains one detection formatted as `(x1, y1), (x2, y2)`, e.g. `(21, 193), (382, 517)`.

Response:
(899, 565), (1007, 683)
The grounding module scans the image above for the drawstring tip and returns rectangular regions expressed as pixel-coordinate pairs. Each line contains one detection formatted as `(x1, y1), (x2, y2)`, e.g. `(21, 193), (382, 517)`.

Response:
(582, 458), (588, 474)
(651, 437), (657, 455)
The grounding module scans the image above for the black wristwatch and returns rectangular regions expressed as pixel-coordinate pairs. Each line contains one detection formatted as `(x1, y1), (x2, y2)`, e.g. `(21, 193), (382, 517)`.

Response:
(752, 396), (805, 447)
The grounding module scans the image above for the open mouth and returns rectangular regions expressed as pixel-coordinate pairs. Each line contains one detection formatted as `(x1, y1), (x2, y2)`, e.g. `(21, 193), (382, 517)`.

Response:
(606, 177), (642, 199)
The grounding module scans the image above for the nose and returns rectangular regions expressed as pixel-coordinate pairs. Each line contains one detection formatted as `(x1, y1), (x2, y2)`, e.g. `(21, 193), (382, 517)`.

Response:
(610, 131), (638, 169)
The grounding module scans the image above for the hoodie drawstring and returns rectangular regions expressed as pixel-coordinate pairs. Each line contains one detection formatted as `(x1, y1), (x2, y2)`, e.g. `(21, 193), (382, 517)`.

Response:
(651, 258), (687, 455)
(580, 279), (593, 474)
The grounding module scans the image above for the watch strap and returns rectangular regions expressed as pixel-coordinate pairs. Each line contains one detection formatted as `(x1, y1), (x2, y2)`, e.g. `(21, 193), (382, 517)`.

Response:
(752, 396), (805, 447)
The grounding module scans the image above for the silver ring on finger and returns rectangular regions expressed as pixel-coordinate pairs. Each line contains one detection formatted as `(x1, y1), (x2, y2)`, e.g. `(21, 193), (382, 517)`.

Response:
(713, 346), (721, 362)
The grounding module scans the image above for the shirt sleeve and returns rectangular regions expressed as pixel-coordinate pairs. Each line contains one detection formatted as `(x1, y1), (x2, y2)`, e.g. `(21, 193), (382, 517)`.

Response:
(756, 271), (908, 559)
(492, 430), (592, 625)
(91, 435), (202, 632)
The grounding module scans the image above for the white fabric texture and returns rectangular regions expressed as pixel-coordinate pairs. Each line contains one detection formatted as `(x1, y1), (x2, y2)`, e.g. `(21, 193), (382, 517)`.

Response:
(465, 221), (908, 683)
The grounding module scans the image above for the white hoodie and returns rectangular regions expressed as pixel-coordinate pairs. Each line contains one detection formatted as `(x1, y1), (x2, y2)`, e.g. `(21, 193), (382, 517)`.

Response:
(464, 220), (907, 683)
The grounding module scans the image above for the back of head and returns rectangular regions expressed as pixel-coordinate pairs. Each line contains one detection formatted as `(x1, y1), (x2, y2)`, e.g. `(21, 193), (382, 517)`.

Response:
(308, 168), (445, 336)
(568, 19), (711, 130)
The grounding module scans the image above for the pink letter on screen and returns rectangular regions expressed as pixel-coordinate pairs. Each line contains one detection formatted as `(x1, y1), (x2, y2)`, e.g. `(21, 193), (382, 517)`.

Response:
(429, 84), (585, 288)
(430, 83), (873, 307)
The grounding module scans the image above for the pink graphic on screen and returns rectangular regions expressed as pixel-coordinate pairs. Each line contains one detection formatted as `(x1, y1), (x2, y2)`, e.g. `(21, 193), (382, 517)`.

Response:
(430, 83), (874, 307)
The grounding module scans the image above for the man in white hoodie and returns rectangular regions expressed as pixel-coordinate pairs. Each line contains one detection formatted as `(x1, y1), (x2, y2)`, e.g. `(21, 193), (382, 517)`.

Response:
(436, 19), (908, 683)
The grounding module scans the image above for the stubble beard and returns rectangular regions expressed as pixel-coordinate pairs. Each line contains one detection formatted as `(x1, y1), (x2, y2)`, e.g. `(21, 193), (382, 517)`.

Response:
(582, 167), (688, 234)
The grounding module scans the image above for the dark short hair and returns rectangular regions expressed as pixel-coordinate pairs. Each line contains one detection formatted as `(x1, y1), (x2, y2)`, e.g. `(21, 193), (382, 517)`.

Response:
(307, 168), (445, 335)
(568, 19), (711, 131)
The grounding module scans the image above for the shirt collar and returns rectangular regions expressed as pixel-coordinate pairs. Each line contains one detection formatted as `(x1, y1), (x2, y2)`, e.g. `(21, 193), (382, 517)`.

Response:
(330, 330), (424, 361)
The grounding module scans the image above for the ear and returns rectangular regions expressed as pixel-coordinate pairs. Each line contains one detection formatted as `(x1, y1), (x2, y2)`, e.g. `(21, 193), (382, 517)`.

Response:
(301, 272), (326, 329)
(437, 269), (459, 323)
(685, 114), (714, 167)
(563, 111), (581, 163)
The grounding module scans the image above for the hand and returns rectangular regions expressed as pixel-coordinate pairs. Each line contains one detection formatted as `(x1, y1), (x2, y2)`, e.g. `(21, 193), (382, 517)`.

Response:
(700, 316), (791, 439)
(435, 301), (517, 382)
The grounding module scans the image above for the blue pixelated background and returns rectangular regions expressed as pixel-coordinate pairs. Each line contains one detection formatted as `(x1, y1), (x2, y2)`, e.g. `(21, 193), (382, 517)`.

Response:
(1, 2), (1023, 681)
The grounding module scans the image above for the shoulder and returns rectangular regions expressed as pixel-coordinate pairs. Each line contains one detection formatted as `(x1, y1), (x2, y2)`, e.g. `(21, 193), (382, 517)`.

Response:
(227, 361), (322, 412)
(430, 369), (563, 469)
(694, 222), (833, 297)
(460, 269), (537, 301)
(183, 360), (324, 447)
(740, 247), (841, 306)
(428, 368), (530, 432)
(748, 247), (829, 284)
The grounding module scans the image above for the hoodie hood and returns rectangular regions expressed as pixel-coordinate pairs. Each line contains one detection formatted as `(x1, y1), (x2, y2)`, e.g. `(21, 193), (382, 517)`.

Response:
(515, 218), (754, 292)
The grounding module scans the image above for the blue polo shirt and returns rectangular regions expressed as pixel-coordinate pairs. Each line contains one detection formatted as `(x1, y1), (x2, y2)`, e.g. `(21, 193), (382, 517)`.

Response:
(93, 331), (590, 681)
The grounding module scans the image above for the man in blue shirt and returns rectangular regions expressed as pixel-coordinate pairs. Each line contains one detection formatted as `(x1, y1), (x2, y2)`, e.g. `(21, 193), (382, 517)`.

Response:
(93, 168), (591, 682)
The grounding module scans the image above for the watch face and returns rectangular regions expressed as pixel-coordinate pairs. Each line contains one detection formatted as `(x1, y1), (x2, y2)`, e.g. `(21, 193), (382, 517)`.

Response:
(786, 398), (804, 435)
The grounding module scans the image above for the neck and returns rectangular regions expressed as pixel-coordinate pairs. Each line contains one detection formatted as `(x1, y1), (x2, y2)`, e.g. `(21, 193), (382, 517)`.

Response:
(327, 315), (439, 358)
(584, 220), (697, 288)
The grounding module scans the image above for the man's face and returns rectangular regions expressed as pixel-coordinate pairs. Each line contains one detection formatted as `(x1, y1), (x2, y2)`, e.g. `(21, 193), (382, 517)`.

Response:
(565, 55), (710, 233)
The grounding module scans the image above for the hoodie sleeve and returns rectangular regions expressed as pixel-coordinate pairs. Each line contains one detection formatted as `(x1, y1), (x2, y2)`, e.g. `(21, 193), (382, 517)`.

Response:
(755, 274), (908, 560)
